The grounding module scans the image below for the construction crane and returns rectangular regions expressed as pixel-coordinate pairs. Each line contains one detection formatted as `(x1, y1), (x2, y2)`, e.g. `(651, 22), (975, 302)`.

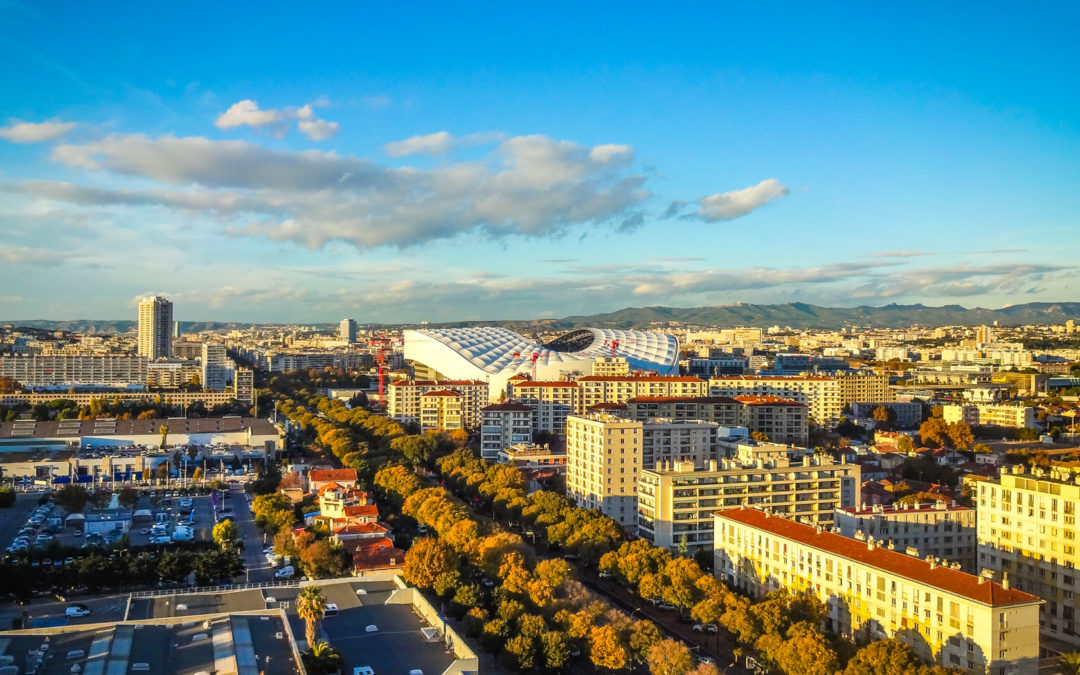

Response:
(370, 336), (391, 401)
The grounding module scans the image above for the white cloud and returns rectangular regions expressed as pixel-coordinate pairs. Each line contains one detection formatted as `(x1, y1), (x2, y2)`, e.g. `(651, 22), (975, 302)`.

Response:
(43, 132), (649, 249)
(214, 100), (338, 141)
(695, 178), (789, 221)
(297, 118), (339, 141)
(0, 118), (76, 143)
(384, 131), (506, 157)
(0, 245), (73, 265)
(385, 131), (456, 157)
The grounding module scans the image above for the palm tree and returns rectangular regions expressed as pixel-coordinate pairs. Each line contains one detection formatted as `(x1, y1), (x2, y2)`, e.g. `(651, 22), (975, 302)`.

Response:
(1060, 651), (1080, 675)
(302, 640), (343, 675)
(296, 585), (327, 648)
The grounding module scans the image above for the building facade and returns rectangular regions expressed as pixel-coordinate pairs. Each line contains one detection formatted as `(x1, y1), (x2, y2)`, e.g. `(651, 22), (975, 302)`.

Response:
(833, 502), (977, 572)
(943, 404), (1037, 429)
(137, 296), (173, 360)
(565, 413), (718, 531)
(507, 380), (581, 433)
(0, 355), (148, 387)
(387, 379), (489, 430)
(201, 342), (230, 392)
(977, 464), (1080, 646)
(578, 375), (708, 409)
(715, 508), (1041, 674)
(418, 390), (463, 432)
(638, 448), (859, 553)
(480, 402), (533, 460)
(339, 318), (358, 344)
(733, 395), (809, 446)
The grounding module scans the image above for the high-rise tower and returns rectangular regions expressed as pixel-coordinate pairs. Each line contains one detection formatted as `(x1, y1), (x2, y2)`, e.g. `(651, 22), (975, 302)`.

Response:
(137, 296), (174, 359)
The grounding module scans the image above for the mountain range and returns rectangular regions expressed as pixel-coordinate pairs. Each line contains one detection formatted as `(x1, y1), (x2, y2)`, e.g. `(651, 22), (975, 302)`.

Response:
(4, 302), (1080, 333)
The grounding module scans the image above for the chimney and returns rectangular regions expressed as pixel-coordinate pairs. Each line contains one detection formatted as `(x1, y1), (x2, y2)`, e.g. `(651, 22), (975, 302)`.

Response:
(978, 575), (986, 585)
(867, 537), (875, 551)
(928, 556), (937, 570)
(1002, 572), (1010, 590)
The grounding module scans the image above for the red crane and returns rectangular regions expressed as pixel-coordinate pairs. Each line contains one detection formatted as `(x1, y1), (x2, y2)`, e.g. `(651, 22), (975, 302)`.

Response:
(371, 336), (391, 401)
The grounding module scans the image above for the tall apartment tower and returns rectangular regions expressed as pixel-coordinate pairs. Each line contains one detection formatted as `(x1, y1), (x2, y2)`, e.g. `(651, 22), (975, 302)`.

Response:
(339, 318), (358, 344)
(137, 296), (173, 360)
(201, 342), (230, 392)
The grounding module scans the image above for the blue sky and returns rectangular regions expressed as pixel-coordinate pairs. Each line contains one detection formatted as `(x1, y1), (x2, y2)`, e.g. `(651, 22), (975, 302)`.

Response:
(1, 1), (1077, 323)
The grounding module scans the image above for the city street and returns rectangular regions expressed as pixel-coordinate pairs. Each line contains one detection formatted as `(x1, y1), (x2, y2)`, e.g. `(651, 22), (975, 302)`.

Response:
(230, 483), (276, 583)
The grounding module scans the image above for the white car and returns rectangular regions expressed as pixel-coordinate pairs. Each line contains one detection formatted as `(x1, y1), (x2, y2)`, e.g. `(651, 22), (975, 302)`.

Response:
(65, 605), (91, 618)
(274, 566), (294, 579)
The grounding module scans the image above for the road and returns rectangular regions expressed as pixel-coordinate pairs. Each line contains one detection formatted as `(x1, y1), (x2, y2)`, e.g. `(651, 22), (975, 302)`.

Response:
(229, 483), (276, 583)
(0, 492), (46, 551)
(0, 590), (129, 630)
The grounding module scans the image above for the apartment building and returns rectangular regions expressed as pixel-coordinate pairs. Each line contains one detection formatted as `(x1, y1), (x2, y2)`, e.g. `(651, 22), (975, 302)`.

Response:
(480, 402), (533, 460)
(637, 448), (859, 553)
(709, 375), (840, 424)
(507, 379), (581, 433)
(733, 395), (809, 446)
(201, 342), (230, 392)
(0, 355), (148, 387)
(565, 413), (718, 531)
(388, 379), (489, 429)
(578, 375), (708, 409)
(591, 356), (631, 376)
(976, 464), (1080, 646)
(418, 390), (463, 432)
(625, 396), (741, 426)
(708, 372), (889, 424)
(851, 401), (924, 429)
(943, 404), (1037, 429)
(715, 508), (1041, 674)
(833, 502), (977, 572)
(137, 295), (173, 360)
(145, 360), (200, 388)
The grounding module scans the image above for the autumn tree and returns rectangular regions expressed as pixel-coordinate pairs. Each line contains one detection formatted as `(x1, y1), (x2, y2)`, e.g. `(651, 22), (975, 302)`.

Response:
(647, 639), (693, 675)
(212, 520), (238, 549)
(844, 638), (924, 675)
(897, 435), (914, 453)
(589, 625), (629, 671)
(947, 420), (974, 450)
(628, 619), (662, 662)
(772, 621), (838, 675)
(541, 631), (572, 670)
(403, 537), (458, 589)
(918, 416), (950, 448)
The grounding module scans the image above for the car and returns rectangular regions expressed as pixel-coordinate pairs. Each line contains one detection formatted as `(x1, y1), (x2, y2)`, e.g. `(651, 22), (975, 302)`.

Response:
(65, 605), (91, 618)
(274, 566), (295, 579)
(324, 603), (339, 617)
(692, 623), (718, 634)
(696, 656), (716, 666)
(63, 557), (75, 566)
(353, 668), (374, 675)
(598, 571), (613, 579)
(150, 535), (172, 544)
(657, 602), (676, 611)
(72, 530), (82, 537)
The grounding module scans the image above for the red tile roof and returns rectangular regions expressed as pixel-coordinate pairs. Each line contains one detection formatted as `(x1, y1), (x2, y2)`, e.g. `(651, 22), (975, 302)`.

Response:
(715, 507), (1040, 607)
(344, 504), (379, 518)
(512, 381), (579, 388)
(627, 396), (739, 404)
(389, 379), (487, 387)
(482, 402), (531, 412)
(345, 536), (405, 570)
(309, 468), (358, 483)
(733, 395), (805, 406)
(711, 375), (833, 382)
(334, 522), (388, 535)
(578, 375), (705, 383)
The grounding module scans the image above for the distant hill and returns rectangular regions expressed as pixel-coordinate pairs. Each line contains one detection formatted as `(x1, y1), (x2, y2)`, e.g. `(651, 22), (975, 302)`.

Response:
(5, 301), (1079, 333)
(429, 302), (1080, 331)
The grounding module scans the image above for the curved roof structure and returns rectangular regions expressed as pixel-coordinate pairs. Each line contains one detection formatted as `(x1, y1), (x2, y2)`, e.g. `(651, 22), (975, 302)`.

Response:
(403, 327), (679, 397)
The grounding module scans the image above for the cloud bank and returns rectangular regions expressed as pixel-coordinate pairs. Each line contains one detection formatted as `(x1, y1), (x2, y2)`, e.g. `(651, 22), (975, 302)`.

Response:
(0, 118), (76, 143)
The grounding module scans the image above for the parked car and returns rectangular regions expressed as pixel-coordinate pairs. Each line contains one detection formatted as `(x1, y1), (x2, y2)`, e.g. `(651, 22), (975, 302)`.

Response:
(692, 623), (718, 634)
(274, 566), (295, 579)
(65, 605), (91, 618)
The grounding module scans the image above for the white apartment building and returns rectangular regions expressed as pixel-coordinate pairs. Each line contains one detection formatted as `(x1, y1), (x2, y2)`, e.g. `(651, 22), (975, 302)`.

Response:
(201, 342), (231, 392)
(565, 413), (718, 531)
(387, 379), (489, 430)
(591, 356), (631, 376)
(418, 390), (463, 432)
(339, 318), (358, 344)
(976, 465), (1080, 646)
(507, 379), (581, 433)
(709, 372), (890, 424)
(137, 295), (173, 360)
(833, 502), (977, 572)
(0, 355), (148, 387)
(943, 404), (1037, 429)
(145, 360), (200, 388)
(715, 508), (1041, 675)
(577, 375), (708, 410)
(480, 402), (533, 460)
(637, 449), (859, 554)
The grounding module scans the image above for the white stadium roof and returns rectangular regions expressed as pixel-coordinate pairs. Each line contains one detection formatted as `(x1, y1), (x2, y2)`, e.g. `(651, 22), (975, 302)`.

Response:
(403, 327), (679, 393)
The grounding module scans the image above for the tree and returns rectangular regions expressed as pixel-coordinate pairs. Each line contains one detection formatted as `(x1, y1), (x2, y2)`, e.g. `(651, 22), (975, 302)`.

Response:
(296, 585), (327, 648)
(973, 443), (991, 454)
(212, 520), (238, 549)
(403, 537), (458, 589)
(0, 376), (23, 393)
(646, 639), (693, 675)
(947, 420), (974, 450)
(302, 640), (343, 675)
(1059, 652), (1080, 675)
(156, 550), (191, 582)
(897, 435), (914, 453)
(298, 538), (347, 579)
(505, 635), (537, 671)
(192, 467), (205, 482)
(844, 638), (923, 675)
(628, 619), (662, 662)
(0, 486), (15, 508)
(55, 484), (89, 513)
(918, 416), (950, 448)
(872, 405), (896, 429)
(589, 625), (629, 671)
(117, 486), (139, 511)
(541, 631), (572, 671)
(159, 423), (169, 449)
(772, 621), (838, 675)
(750, 431), (770, 442)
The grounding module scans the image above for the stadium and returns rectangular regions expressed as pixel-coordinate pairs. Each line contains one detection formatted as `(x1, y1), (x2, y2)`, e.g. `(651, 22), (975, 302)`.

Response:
(403, 327), (680, 398)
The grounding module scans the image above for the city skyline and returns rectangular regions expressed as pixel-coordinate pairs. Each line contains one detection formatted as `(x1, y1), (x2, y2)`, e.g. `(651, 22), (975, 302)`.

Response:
(2, 2), (1078, 323)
